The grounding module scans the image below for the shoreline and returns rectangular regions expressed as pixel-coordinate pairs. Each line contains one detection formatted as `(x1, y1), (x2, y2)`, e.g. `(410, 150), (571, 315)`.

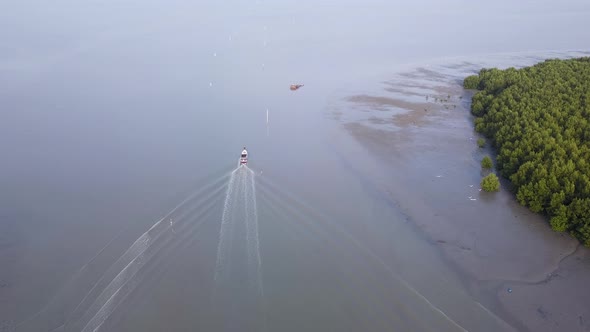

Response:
(333, 54), (590, 331)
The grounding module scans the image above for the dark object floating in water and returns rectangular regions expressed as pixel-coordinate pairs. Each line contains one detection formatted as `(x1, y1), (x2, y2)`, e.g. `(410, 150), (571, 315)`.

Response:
(290, 84), (304, 91)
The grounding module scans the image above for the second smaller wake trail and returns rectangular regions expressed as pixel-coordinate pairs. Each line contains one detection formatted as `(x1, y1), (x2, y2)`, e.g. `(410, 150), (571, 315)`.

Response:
(245, 167), (263, 298)
(52, 173), (229, 332)
(213, 168), (242, 284)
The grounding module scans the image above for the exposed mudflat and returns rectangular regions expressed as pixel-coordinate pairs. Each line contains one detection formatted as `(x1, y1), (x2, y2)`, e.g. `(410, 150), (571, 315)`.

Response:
(332, 51), (590, 332)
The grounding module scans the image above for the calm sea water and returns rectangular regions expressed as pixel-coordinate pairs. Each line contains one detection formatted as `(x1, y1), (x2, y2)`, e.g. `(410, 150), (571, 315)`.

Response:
(1, 0), (589, 331)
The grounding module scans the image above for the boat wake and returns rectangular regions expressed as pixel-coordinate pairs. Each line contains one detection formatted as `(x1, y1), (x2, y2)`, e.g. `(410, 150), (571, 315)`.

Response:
(15, 171), (230, 332)
(213, 165), (265, 331)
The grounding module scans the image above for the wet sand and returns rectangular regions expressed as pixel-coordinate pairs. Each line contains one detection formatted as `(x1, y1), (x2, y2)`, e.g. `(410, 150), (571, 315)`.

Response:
(334, 51), (590, 332)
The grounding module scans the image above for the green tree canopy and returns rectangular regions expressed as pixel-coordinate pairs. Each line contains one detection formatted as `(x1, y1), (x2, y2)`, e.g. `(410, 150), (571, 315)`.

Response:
(481, 173), (500, 192)
(481, 156), (493, 169)
(465, 57), (590, 244)
(463, 75), (480, 89)
(477, 138), (486, 148)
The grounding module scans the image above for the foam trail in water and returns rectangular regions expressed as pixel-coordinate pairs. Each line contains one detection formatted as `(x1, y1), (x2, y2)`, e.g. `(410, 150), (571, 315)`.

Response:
(244, 168), (263, 297)
(11, 174), (229, 332)
(72, 183), (225, 310)
(214, 168), (240, 283)
(214, 167), (262, 287)
(59, 178), (227, 332)
(77, 193), (222, 332)
(213, 166), (265, 331)
(49, 173), (230, 326)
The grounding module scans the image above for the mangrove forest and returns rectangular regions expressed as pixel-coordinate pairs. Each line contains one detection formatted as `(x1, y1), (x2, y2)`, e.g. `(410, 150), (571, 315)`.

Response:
(464, 57), (590, 245)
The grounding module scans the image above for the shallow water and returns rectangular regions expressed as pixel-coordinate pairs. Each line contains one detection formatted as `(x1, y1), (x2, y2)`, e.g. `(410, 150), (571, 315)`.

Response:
(1, 0), (589, 331)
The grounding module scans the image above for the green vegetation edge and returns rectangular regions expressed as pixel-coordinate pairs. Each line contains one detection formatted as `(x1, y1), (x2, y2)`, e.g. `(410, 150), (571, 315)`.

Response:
(464, 57), (590, 245)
